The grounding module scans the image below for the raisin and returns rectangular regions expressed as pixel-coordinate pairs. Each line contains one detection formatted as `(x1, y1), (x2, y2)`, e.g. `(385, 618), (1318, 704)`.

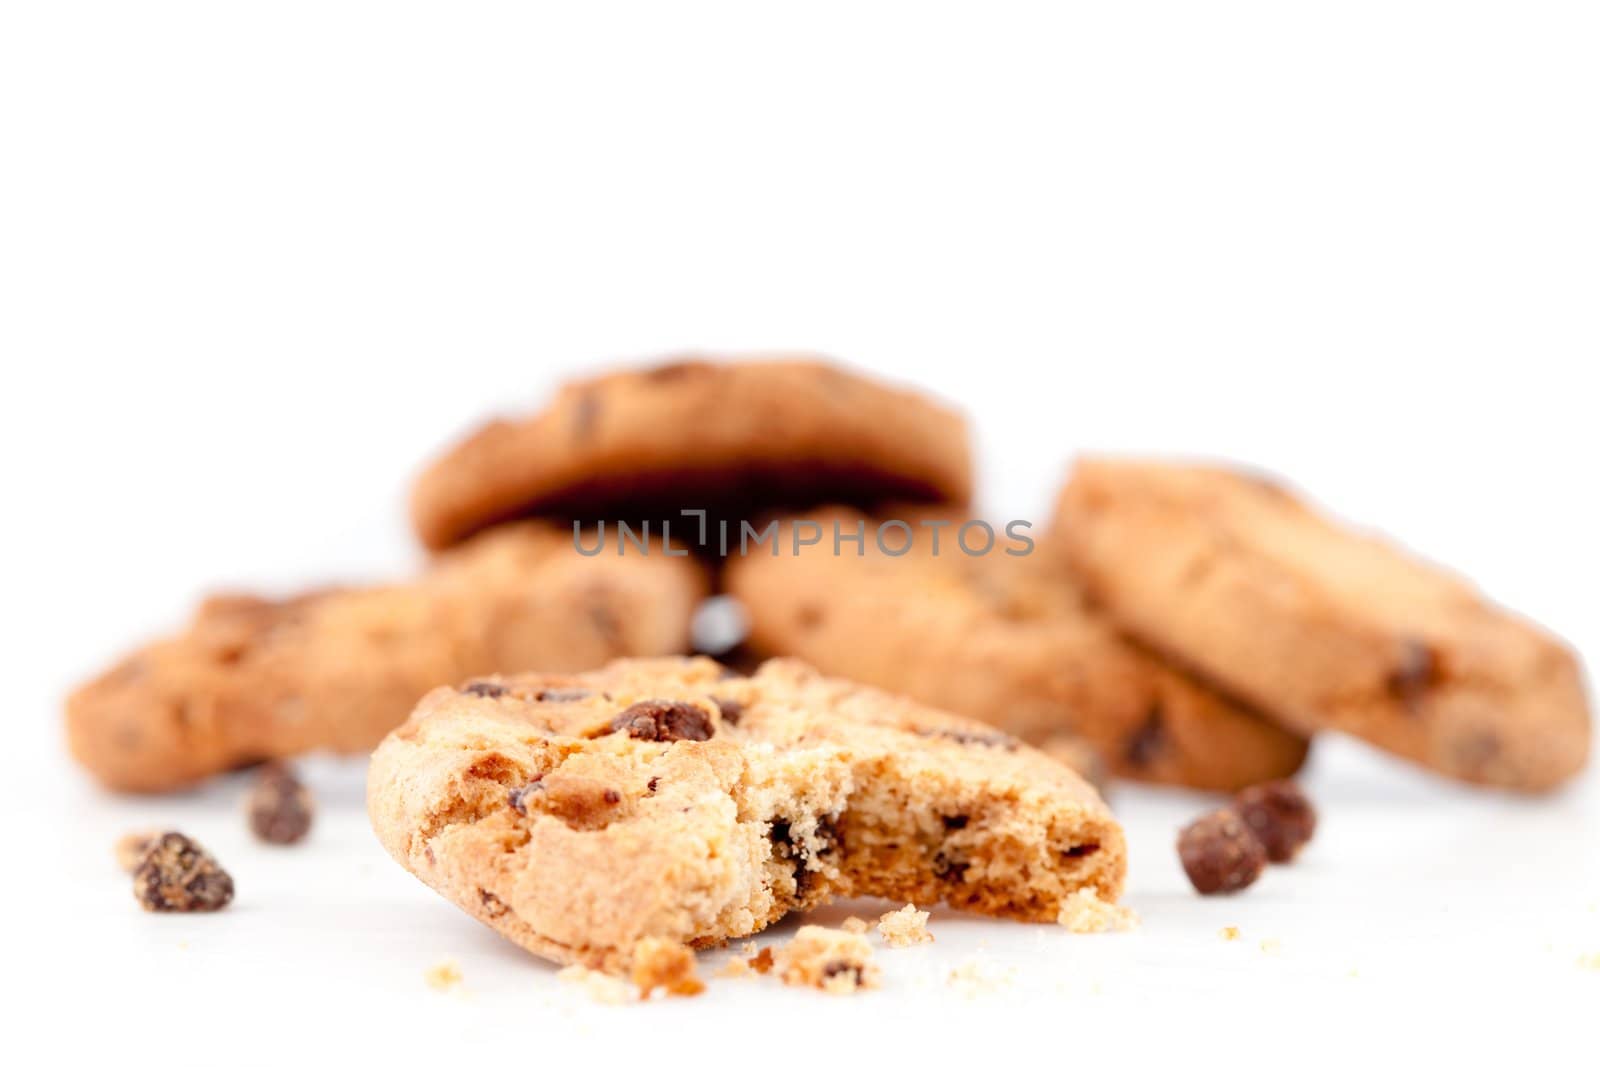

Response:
(608, 700), (714, 742)
(1177, 809), (1266, 895)
(246, 762), (313, 845)
(1231, 780), (1316, 863)
(132, 832), (234, 913)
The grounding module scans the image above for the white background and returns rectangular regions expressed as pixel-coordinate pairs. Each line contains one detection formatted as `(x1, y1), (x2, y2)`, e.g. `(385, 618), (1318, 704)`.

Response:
(3, 2), (1597, 1062)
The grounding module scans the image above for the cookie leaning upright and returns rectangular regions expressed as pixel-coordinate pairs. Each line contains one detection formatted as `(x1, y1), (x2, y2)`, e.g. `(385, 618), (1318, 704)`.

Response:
(725, 507), (1308, 791)
(410, 357), (973, 550)
(367, 657), (1125, 974)
(1053, 458), (1591, 791)
(68, 522), (706, 792)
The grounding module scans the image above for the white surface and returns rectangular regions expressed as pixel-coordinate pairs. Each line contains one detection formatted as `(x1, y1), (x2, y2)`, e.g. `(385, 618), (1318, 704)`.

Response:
(4, 2), (1598, 1061)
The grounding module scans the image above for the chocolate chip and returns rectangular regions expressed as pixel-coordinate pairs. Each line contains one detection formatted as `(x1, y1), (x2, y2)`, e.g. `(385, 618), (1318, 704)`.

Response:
(608, 700), (714, 742)
(913, 726), (1020, 751)
(462, 680), (508, 698)
(246, 762), (314, 845)
(1387, 639), (1439, 711)
(1062, 843), (1100, 859)
(478, 889), (509, 918)
(508, 777), (545, 814)
(646, 777), (660, 794)
(1125, 706), (1166, 767)
(602, 788), (621, 805)
(132, 832), (234, 913)
(1177, 809), (1266, 895)
(1231, 780), (1316, 863)
(932, 851), (970, 884)
(822, 961), (865, 984)
(769, 816), (837, 903)
(536, 687), (592, 703)
(942, 814), (970, 831)
(712, 697), (744, 726)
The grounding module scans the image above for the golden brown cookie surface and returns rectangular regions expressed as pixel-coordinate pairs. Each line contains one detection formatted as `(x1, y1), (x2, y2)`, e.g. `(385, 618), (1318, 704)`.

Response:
(366, 657), (1125, 974)
(724, 508), (1308, 791)
(67, 522), (706, 792)
(410, 357), (973, 550)
(1053, 458), (1590, 791)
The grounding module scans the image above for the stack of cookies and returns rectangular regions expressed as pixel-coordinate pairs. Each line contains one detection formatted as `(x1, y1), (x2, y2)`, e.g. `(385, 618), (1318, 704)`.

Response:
(68, 354), (1591, 982)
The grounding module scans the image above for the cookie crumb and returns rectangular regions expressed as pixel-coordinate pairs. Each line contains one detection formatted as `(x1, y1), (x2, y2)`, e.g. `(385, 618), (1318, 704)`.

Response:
(1219, 925), (1241, 941)
(132, 832), (234, 913)
(425, 962), (462, 991)
(246, 761), (314, 845)
(750, 947), (775, 974)
(557, 964), (632, 1004)
(877, 904), (934, 946)
(1056, 888), (1139, 933)
(630, 937), (705, 998)
(717, 956), (754, 978)
(841, 916), (870, 934)
(773, 925), (879, 994)
(114, 830), (162, 872)
(947, 961), (1013, 998)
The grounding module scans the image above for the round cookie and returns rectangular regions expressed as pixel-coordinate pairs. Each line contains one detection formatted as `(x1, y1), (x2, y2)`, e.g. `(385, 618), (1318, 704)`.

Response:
(410, 357), (973, 550)
(724, 508), (1310, 791)
(367, 656), (1126, 974)
(67, 522), (707, 792)
(1053, 458), (1591, 791)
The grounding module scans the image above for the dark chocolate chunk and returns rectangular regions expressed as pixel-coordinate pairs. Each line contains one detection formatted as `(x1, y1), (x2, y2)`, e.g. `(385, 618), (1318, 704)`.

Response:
(479, 889), (509, 918)
(246, 762), (314, 845)
(712, 697), (745, 726)
(132, 832), (234, 913)
(608, 700), (714, 742)
(1231, 779), (1316, 863)
(1177, 809), (1266, 895)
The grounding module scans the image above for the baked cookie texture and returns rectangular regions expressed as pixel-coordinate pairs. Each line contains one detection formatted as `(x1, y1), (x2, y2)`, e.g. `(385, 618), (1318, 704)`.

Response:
(366, 656), (1125, 974)
(1053, 458), (1591, 791)
(410, 356), (973, 550)
(723, 508), (1308, 791)
(67, 522), (706, 792)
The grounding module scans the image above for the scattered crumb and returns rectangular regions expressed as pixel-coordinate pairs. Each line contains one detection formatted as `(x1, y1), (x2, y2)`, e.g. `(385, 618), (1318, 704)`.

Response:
(630, 937), (705, 998)
(741, 942), (760, 958)
(1056, 887), (1139, 933)
(425, 962), (463, 991)
(718, 956), (753, 979)
(750, 947), (775, 975)
(114, 830), (161, 873)
(1259, 938), (1282, 956)
(1219, 925), (1241, 941)
(773, 925), (879, 995)
(947, 960), (1014, 998)
(841, 916), (870, 934)
(557, 964), (632, 1004)
(877, 904), (934, 947)
(1579, 953), (1600, 971)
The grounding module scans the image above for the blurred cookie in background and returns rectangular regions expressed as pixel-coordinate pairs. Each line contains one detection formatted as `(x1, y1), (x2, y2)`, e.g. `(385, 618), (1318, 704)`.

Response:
(411, 356), (973, 552)
(724, 507), (1309, 791)
(67, 521), (707, 792)
(1053, 457), (1591, 791)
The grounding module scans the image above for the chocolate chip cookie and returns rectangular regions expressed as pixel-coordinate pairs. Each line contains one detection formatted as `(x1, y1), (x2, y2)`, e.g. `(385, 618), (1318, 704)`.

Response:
(1053, 458), (1591, 790)
(366, 656), (1125, 974)
(68, 522), (707, 792)
(410, 356), (973, 550)
(723, 508), (1309, 791)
